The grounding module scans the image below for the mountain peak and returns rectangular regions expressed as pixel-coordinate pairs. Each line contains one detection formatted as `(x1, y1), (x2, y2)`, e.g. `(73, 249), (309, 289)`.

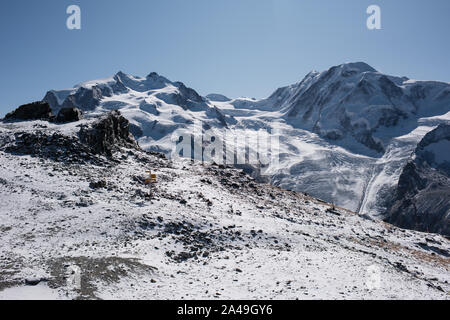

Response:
(115, 71), (127, 78)
(206, 93), (231, 102)
(147, 72), (160, 78)
(339, 62), (377, 73)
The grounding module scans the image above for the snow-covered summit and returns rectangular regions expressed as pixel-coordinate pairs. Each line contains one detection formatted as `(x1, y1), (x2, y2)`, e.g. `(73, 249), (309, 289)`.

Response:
(340, 61), (378, 73)
(206, 93), (231, 102)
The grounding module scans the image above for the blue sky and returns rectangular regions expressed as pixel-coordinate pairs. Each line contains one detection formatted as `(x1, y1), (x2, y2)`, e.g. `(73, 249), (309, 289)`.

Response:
(0, 0), (449, 116)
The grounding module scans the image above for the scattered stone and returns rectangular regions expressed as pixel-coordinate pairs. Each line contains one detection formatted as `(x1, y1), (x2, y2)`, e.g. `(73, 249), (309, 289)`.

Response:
(394, 262), (409, 273)
(89, 180), (107, 189)
(24, 278), (48, 286)
(326, 207), (341, 216)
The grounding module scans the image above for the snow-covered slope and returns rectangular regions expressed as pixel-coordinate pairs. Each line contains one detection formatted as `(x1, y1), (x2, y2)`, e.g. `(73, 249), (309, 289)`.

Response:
(0, 114), (448, 299)
(42, 63), (450, 217)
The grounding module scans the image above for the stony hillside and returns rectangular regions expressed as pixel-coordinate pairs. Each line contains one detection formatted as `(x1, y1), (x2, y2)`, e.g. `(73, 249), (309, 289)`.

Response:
(0, 111), (448, 299)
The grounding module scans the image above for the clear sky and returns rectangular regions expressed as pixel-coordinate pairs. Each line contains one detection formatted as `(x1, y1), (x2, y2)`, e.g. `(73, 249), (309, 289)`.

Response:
(0, 0), (449, 116)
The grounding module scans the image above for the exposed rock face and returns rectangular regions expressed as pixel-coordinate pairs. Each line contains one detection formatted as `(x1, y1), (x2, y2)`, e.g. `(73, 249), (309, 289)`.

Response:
(56, 107), (83, 123)
(62, 87), (103, 112)
(173, 81), (206, 108)
(2, 110), (140, 163)
(79, 110), (139, 156)
(385, 124), (450, 236)
(416, 124), (450, 154)
(4, 101), (53, 121)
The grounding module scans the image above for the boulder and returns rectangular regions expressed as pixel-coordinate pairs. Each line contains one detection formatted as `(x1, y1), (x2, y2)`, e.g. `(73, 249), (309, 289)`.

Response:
(4, 101), (53, 121)
(56, 107), (83, 123)
(89, 180), (107, 189)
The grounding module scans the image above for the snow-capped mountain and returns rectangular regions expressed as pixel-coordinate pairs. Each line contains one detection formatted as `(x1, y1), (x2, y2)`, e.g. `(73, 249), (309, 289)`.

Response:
(0, 110), (448, 299)
(42, 62), (450, 217)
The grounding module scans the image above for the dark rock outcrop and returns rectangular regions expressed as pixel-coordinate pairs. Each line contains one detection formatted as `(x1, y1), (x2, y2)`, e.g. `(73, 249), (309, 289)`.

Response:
(416, 124), (450, 153)
(56, 107), (83, 123)
(89, 180), (107, 189)
(79, 110), (139, 156)
(155, 82), (207, 111)
(4, 101), (53, 121)
(174, 81), (205, 105)
(385, 124), (450, 236)
(3, 110), (140, 164)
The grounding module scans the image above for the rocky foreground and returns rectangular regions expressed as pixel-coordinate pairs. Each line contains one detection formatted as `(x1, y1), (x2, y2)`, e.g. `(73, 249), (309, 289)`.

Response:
(0, 111), (448, 299)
